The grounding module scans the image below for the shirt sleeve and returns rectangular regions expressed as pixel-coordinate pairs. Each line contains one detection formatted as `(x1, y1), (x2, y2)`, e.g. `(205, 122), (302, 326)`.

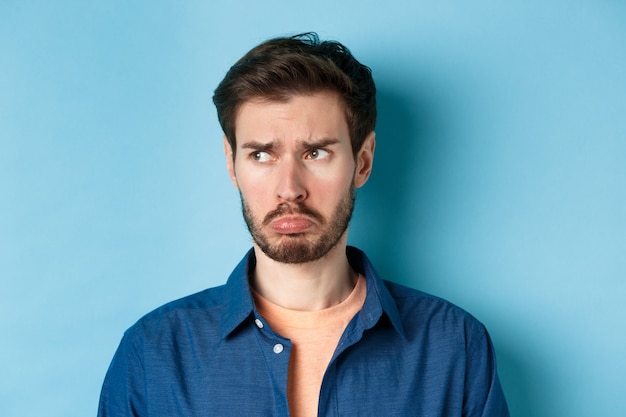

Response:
(463, 321), (510, 417)
(97, 330), (147, 417)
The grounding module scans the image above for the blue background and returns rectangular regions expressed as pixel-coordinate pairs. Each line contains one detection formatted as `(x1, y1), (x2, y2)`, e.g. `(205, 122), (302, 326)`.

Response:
(2, 1), (625, 416)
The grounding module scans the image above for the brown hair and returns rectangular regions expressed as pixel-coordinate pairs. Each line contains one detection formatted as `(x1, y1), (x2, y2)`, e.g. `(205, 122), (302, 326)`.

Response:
(212, 32), (376, 157)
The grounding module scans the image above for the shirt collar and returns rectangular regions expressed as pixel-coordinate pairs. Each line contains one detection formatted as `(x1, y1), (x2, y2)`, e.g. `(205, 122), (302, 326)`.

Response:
(346, 246), (407, 340)
(220, 246), (406, 340)
(220, 249), (257, 340)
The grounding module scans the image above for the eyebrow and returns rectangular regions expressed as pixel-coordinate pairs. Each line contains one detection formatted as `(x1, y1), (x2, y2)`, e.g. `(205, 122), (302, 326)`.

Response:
(239, 138), (340, 151)
(240, 140), (279, 151)
(300, 138), (340, 149)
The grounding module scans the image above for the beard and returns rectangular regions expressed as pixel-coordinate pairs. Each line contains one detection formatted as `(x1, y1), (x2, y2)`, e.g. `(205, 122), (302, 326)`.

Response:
(240, 185), (356, 264)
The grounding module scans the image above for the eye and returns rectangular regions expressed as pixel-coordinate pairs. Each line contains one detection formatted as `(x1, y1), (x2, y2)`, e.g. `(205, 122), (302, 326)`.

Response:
(306, 149), (330, 160)
(251, 151), (272, 163)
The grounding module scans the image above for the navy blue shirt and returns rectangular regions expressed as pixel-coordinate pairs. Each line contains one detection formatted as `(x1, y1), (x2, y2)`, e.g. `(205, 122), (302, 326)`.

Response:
(98, 247), (509, 416)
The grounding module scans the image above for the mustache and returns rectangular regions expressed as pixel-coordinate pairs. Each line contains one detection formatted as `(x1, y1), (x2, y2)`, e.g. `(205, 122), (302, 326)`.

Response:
(262, 203), (325, 226)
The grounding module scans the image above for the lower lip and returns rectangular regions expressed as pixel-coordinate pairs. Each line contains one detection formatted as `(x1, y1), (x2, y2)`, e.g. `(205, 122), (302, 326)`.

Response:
(270, 218), (314, 234)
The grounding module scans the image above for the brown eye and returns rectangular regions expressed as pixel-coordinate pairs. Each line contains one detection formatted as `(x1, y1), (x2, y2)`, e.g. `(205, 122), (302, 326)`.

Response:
(251, 151), (271, 162)
(306, 149), (329, 160)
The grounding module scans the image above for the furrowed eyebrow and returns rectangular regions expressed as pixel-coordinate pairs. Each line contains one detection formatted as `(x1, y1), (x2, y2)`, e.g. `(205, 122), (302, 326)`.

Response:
(240, 140), (279, 151)
(239, 138), (340, 151)
(300, 138), (340, 149)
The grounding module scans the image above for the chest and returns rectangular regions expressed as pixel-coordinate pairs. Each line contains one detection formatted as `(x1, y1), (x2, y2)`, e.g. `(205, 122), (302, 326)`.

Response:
(142, 324), (466, 417)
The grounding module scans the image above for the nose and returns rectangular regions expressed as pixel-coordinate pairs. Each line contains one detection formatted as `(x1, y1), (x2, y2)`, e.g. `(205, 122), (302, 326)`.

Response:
(276, 157), (307, 202)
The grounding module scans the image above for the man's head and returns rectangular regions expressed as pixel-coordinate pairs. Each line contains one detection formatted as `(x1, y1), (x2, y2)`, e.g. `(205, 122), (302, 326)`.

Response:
(213, 33), (376, 264)
(212, 32), (376, 158)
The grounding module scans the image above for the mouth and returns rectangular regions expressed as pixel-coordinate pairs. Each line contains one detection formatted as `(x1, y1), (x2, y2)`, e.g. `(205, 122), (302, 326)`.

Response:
(263, 203), (324, 234)
(268, 216), (315, 234)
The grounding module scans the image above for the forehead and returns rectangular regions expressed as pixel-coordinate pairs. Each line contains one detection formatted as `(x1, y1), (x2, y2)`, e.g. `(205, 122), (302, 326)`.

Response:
(234, 91), (349, 144)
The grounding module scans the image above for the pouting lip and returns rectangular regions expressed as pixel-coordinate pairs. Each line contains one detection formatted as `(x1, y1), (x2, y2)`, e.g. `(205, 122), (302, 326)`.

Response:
(268, 216), (316, 234)
(263, 203), (325, 226)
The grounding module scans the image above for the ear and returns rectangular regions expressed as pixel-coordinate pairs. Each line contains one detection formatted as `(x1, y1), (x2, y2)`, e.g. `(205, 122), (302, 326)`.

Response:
(223, 136), (239, 189)
(354, 131), (376, 188)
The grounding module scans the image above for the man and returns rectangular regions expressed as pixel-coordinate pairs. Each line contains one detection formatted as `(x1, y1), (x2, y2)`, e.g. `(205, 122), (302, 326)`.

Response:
(98, 33), (509, 416)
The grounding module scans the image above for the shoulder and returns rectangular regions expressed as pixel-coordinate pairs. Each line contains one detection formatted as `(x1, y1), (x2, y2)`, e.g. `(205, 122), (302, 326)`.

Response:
(144, 284), (228, 319)
(349, 247), (488, 340)
(124, 285), (229, 342)
(383, 279), (470, 313)
(382, 280), (488, 341)
(120, 250), (256, 346)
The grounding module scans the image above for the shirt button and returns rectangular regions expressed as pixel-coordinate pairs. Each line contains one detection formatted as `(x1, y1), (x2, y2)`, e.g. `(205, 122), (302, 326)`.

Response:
(254, 319), (264, 329)
(273, 343), (284, 354)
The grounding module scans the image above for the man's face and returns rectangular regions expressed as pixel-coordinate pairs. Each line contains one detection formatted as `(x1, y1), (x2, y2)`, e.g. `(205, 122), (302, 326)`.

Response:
(224, 91), (375, 264)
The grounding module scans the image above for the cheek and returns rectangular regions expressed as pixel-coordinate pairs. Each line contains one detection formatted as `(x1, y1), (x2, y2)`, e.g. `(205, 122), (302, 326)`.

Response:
(311, 173), (354, 210)
(323, 165), (356, 191)
(233, 163), (256, 194)
(239, 181), (263, 203)
(236, 176), (269, 212)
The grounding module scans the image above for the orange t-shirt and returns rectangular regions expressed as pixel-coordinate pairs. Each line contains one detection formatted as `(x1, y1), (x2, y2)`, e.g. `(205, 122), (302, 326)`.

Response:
(253, 274), (366, 417)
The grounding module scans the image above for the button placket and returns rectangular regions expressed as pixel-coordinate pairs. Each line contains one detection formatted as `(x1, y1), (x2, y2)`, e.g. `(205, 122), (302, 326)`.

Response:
(252, 316), (289, 356)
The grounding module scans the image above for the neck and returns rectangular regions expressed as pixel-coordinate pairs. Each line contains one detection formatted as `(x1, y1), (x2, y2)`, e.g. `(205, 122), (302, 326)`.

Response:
(251, 236), (356, 311)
